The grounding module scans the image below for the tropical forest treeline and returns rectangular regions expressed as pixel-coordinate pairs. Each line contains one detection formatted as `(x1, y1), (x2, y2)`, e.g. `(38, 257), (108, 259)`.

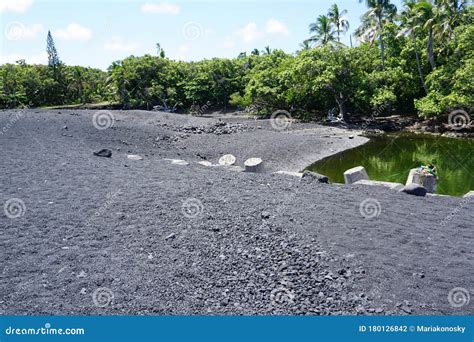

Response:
(0, 1), (472, 121)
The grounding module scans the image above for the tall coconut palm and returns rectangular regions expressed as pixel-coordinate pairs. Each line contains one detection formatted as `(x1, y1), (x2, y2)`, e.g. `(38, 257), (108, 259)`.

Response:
(308, 15), (336, 47)
(434, 0), (469, 41)
(414, 1), (436, 69)
(298, 40), (312, 52)
(327, 4), (350, 43)
(399, 0), (428, 94)
(262, 46), (272, 55)
(356, 0), (398, 69)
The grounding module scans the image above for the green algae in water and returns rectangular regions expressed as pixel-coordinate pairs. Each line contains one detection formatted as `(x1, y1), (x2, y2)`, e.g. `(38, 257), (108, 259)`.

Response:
(307, 133), (474, 197)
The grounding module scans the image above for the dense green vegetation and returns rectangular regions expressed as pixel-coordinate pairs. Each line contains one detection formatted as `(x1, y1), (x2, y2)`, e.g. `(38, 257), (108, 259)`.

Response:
(1, 1), (472, 121)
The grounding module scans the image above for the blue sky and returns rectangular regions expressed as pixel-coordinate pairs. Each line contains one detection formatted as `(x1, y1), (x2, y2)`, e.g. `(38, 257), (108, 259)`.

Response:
(1, 0), (404, 70)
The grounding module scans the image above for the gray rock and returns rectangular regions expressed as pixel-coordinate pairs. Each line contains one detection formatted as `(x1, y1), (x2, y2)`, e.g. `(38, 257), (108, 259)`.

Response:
(354, 179), (404, 190)
(244, 158), (264, 173)
(93, 149), (112, 158)
(400, 183), (427, 197)
(406, 168), (437, 193)
(302, 170), (329, 184)
(344, 166), (369, 184)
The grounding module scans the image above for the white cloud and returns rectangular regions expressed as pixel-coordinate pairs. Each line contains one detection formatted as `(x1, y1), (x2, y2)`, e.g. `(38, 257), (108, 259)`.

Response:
(235, 19), (289, 44)
(265, 18), (289, 36)
(0, 52), (48, 65)
(54, 23), (92, 42)
(141, 2), (180, 14)
(0, 0), (33, 13)
(236, 22), (264, 43)
(4, 22), (43, 41)
(104, 37), (140, 52)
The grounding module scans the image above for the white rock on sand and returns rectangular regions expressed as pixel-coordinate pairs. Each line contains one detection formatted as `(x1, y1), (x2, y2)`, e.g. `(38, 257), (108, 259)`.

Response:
(164, 158), (189, 166)
(219, 154), (236, 166)
(274, 170), (303, 178)
(127, 154), (144, 161)
(244, 158), (264, 173)
(354, 180), (404, 191)
(344, 166), (369, 184)
(197, 161), (213, 167)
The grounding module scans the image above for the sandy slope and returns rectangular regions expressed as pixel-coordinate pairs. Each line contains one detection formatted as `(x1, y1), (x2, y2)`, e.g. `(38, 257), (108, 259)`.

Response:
(0, 109), (472, 315)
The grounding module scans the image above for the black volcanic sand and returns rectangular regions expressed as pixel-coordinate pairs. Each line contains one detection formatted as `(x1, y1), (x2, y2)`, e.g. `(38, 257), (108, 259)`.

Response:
(0, 109), (472, 315)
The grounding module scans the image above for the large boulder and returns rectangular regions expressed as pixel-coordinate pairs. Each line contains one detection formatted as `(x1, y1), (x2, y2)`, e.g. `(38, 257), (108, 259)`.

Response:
(302, 170), (329, 184)
(343, 166), (369, 184)
(244, 158), (264, 173)
(400, 183), (428, 197)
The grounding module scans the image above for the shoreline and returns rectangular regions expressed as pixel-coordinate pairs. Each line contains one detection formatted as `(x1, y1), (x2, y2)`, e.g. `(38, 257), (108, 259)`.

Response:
(1, 109), (472, 316)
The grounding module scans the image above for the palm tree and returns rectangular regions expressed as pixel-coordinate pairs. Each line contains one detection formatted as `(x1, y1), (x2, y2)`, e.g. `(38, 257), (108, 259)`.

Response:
(262, 46), (272, 55)
(327, 4), (350, 43)
(436, 0), (469, 33)
(251, 48), (260, 56)
(399, 0), (428, 94)
(413, 1), (437, 69)
(299, 40), (312, 52)
(356, 0), (398, 69)
(308, 15), (336, 47)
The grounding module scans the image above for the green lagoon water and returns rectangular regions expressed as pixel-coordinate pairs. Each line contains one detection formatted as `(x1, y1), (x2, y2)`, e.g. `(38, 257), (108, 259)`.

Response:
(307, 133), (474, 197)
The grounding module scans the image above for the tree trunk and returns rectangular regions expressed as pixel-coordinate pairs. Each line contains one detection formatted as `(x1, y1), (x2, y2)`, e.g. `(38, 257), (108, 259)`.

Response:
(427, 28), (436, 70)
(379, 31), (385, 70)
(378, 14), (385, 70)
(335, 92), (349, 122)
(413, 34), (428, 95)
